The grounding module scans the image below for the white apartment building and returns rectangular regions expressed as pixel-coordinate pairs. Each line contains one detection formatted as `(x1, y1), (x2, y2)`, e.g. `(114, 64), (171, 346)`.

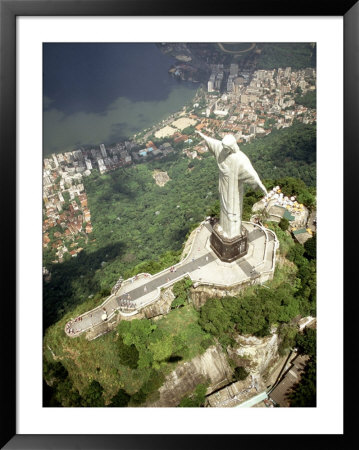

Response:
(85, 159), (93, 170)
(97, 158), (106, 174)
(100, 144), (107, 158)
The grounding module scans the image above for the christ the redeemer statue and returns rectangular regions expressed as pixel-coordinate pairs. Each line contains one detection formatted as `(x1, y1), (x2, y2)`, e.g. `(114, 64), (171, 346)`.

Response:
(196, 131), (267, 239)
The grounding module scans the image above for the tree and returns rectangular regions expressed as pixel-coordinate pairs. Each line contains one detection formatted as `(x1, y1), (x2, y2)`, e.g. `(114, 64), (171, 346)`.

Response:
(278, 324), (297, 356)
(43, 360), (83, 407)
(255, 207), (270, 224)
(287, 242), (305, 264)
(149, 335), (174, 368)
(178, 383), (208, 407)
(43, 380), (61, 407)
(264, 117), (276, 130)
(109, 389), (131, 407)
(289, 358), (316, 407)
(118, 336), (139, 369)
(43, 360), (68, 383)
(296, 328), (316, 357)
(56, 378), (83, 407)
(130, 389), (147, 406)
(118, 319), (157, 369)
(233, 366), (249, 381)
(207, 200), (220, 219)
(304, 233), (316, 260)
(140, 370), (165, 397)
(295, 90), (316, 109)
(118, 319), (156, 349)
(297, 190), (316, 209)
(171, 278), (192, 309)
(254, 321), (271, 337)
(63, 191), (70, 202)
(81, 380), (105, 407)
(199, 298), (234, 337)
(279, 217), (289, 231)
(182, 125), (196, 136)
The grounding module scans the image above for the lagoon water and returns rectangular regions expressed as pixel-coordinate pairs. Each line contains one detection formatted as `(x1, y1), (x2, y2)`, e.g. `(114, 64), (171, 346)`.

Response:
(43, 43), (198, 155)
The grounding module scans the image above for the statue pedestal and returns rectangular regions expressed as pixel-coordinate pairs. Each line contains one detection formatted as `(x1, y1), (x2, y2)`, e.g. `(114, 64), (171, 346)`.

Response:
(210, 223), (248, 262)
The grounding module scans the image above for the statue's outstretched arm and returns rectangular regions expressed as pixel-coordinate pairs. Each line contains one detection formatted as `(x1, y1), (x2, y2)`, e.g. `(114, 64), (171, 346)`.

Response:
(240, 161), (268, 196)
(195, 130), (221, 155)
(247, 173), (267, 196)
(256, 179), (268, 196)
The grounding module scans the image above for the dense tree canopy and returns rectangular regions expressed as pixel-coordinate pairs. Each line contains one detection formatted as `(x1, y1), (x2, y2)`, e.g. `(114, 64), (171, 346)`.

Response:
(295, 90), (316, 109)
(242, 123), (316, 187)
(178, 383), (208, 407)
(256, 44), (316, 70)
(289, 329), (317, 407)
(289, 358), (316, 407)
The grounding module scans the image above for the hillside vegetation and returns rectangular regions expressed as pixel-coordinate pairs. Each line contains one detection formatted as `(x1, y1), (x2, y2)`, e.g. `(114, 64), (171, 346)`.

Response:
(44, 303), (214, 406)
(241, 122), (316, 187)
(256, 43), (316, 70)
(43, 222), (316, 407)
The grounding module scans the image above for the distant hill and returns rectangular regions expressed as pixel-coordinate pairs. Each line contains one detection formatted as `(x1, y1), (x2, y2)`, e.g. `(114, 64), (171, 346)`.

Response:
(255, 43), (316, 70)
(242, 122), (316, 187)
(184, 42), (316, 72)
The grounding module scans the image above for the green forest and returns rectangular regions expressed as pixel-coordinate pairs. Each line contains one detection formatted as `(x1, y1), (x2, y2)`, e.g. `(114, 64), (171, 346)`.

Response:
(192, 43), (316, 72)
(242, 121), (316, 187)
(295, 90), (316, 110)
(256, 43), (316, 70)
(44, 301), (215, 407)
(289, 328), (316, 407)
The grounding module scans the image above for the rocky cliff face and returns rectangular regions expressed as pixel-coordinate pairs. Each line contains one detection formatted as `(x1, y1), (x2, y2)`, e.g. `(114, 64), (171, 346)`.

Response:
(149, 330), (281, 407)
(228, 331), (280, 378)
(149, 344), (233, 407)
(190, 283), (255, 309)
(142, 288), (174, 319)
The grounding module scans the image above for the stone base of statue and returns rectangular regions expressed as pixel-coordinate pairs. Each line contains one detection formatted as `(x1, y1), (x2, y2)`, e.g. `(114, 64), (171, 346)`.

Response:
(210, 223), (248, 263)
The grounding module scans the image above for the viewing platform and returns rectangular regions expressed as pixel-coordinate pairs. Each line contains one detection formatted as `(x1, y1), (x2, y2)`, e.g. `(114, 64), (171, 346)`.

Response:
(65, 220), (278, 339)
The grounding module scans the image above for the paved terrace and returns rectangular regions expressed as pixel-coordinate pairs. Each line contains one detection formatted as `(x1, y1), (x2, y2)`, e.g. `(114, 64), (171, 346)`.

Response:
(65, 221), (278, 337)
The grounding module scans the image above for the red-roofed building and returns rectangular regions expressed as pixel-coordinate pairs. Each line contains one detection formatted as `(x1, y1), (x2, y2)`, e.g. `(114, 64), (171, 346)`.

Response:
(43, 234), (50, 247)
(146, 141), (157, 149)
(85, 223), (93, 233)
(196, 122), (206, 131)
(173, 134), (188, 143)
(83, 209), (91, 222)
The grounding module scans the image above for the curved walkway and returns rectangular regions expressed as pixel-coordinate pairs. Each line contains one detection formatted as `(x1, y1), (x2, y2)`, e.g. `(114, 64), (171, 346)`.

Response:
(217, 43), (256, 55)
(65, 221), (278, 338)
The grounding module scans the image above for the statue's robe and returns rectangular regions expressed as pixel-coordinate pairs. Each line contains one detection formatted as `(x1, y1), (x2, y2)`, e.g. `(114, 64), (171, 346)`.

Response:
(203, 135), (267, 239)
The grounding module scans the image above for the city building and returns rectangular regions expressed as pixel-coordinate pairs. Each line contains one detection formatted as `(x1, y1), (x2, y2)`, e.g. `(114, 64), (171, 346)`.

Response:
(100, 143), (107, 158)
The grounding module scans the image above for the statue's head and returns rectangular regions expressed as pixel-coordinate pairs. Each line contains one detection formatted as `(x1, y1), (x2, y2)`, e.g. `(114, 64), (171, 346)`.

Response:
(221, 135), (239, 154)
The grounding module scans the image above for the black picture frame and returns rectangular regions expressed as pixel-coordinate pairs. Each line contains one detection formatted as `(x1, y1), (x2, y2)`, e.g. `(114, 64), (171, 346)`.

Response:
(1, 0), (357, 448)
